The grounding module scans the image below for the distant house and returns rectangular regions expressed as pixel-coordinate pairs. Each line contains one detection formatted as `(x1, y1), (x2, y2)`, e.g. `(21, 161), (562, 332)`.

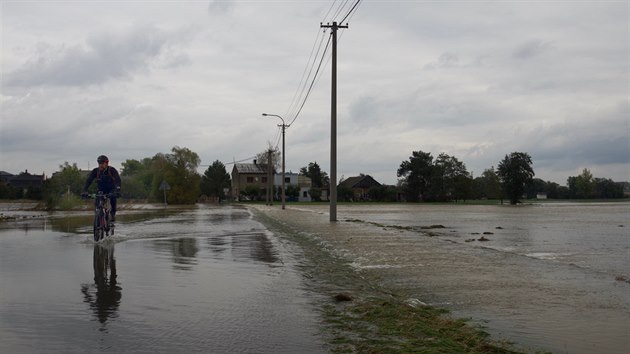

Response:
(0, 171), (13, 184)
(338, 174), (381, 201)
(536, 192), (548, 199)
(231, 161), (274, 201)
(2, 170), (45, 195)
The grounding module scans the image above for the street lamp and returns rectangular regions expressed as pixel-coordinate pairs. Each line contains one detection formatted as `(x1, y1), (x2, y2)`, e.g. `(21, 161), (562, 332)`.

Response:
(262, 113), (289, 210)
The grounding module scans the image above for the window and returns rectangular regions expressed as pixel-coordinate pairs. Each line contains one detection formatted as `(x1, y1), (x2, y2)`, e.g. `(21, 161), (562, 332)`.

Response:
(285, 177), (291, 183)
(246, 177), (254, 183)
(262, 177), (267, 183)
(303, 191), (308, 198)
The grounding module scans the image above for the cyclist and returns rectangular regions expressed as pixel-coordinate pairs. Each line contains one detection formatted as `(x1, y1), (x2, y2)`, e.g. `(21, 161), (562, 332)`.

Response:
(82, 155), (122, 222)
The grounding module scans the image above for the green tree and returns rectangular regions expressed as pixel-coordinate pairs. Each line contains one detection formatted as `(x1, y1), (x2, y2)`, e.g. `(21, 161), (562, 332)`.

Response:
(368, 185), (398, 202)
(526, 178), (548, 199)
(200, 160), (231, 201)
(121, 159), (145, 176)
(150, 146), (201, 204)
(43, 162), (84, 208)
(429, 153), (470, 201)
(473, 167), (502, 200)
(242, 185), (261, 200)
(497, 152), (535, 205)
(300, 162), (329, 188)
(397, 150), (433, 202)
(120, 158), (152, 199)
(308, 187), (322, 201)
(575, 168), (594, 198)
(286, 184), (300, 200)
(0, 180), (18, 199)
(593, 178), (624, 198)
(337, 182), (354, 202)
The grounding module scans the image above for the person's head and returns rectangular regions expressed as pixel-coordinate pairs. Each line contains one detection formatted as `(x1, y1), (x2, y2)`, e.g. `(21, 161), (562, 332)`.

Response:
(97, 155), (109, 170)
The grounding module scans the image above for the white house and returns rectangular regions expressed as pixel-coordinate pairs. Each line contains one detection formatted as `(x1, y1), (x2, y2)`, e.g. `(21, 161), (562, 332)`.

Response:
(273, 172), (313, 202)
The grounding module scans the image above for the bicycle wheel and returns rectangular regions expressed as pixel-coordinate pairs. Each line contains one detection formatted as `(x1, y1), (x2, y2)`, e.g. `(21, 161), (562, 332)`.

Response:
(93, 212), (100, 241)
(100, 213), (108, 238)
(109, 212), (115, 236)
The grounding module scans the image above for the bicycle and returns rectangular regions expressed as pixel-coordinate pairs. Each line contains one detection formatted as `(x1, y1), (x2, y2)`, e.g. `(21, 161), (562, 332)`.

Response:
(87, 191), (115, 242)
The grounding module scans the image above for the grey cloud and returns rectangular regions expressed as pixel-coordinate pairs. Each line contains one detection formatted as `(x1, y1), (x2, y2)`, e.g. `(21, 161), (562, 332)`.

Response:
(513, 39), (554, 60)
(5, 25), (189, 87)
(208, 0), (234, 14)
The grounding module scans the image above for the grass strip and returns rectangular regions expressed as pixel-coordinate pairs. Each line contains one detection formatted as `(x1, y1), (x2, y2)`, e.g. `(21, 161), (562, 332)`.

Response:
(252, 208), (521, 354)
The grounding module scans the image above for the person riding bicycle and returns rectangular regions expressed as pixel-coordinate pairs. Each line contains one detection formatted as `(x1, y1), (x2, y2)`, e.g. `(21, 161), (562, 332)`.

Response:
(82, 155), (122, 222)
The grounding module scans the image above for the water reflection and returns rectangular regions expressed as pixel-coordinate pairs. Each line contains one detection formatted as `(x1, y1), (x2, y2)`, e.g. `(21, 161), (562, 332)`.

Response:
(81, 245), (121, 325)
(172, 238), (199, 270)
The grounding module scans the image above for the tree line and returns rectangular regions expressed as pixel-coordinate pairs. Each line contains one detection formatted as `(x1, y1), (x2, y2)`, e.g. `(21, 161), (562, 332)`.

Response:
(396, 150), (626, 204)
(1, 146), (626, 207)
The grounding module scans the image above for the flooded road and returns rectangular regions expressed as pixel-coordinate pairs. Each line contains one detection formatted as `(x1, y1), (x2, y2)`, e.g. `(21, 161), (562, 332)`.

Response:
(0, 205), (326, 353)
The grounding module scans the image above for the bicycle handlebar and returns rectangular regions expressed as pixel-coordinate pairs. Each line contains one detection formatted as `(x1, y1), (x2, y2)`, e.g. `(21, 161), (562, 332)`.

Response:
(83, 192), (117, 199)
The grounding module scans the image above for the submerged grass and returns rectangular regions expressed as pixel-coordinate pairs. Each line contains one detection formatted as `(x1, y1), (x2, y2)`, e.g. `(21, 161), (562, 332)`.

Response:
(253, 208), (521, 354)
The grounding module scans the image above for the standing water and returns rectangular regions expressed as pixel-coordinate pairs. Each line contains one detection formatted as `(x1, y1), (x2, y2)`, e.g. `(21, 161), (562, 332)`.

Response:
(333, 202), (630, 354)
(0, 205), (326, 353)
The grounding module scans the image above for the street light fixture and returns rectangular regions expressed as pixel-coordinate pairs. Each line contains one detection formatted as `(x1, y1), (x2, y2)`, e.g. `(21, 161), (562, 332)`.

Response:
(262, 113), (289, 210)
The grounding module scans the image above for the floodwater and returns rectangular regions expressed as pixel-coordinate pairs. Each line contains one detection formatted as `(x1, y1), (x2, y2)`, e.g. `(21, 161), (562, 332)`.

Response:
(0, 205), (326, 353)
(303, 202), (630, 354)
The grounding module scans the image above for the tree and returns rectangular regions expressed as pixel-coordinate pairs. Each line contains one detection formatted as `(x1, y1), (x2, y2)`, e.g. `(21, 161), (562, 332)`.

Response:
(120, 158), (152, 199)
(473, 167), (501, 200)
(43, 162), (84, 208)
(593, 178), (624, 198)
(255, 147), (281, 170)
(200, 160), (231, 201)
(285, 185), (300, 200)
(526, 178), (548, 199)
(575, 168), (594, 198)
(429, 153), (470, 201)
(497, 152), (535, 205)
(397, 150), (433, 202)
(150, 146), (201, 204)
(121, 159), (145, 176)
(300, 162), (329, 188)
(308, 187), (322, 201)
(368, 185), (398, 202)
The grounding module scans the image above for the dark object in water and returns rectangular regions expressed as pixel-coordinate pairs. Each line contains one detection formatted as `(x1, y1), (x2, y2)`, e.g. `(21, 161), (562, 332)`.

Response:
(334, 293), (354, 302)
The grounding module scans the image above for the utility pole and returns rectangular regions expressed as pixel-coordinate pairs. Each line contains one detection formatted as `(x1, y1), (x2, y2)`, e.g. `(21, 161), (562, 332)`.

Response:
(321, 21), (348, 222)
(262, 113), (289, 210)
(267, 149), (273, 206)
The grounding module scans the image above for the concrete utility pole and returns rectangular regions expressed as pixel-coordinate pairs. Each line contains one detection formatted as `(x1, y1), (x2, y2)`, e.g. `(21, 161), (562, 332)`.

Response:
(262, 113), (289, 210)
(321, 21), (348, 222)
(267, 149), (273, 206)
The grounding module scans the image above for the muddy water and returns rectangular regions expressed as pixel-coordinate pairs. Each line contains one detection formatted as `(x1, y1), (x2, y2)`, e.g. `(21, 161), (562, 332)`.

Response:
(255, 203), (630, 354)
(0, 205), (326, 353)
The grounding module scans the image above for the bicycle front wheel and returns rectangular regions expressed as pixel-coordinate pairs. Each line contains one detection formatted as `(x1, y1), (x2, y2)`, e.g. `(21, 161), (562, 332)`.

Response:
(94, 212), (105, 242)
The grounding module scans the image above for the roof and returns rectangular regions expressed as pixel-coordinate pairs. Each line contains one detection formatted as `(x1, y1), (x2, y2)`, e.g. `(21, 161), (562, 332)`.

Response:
(6, 171), (45, 188)
(233, 163), (274, 175)
(339, 175), (381, 189)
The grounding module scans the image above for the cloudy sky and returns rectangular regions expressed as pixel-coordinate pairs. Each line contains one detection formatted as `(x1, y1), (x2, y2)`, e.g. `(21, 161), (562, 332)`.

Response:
(1, 0), (628, 185)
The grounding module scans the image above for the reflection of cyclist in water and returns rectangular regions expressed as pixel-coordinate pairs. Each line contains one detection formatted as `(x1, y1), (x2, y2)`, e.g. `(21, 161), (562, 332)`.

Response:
(81, 245), (121, 324)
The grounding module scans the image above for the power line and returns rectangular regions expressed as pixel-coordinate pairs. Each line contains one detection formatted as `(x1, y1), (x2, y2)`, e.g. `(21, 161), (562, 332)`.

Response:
(339, 0), (361, 24)
(331, 0), (351, 22)
(288, 34), (332, 126)
(285, 28), (329, 120)
(281, 0), (362, 127)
